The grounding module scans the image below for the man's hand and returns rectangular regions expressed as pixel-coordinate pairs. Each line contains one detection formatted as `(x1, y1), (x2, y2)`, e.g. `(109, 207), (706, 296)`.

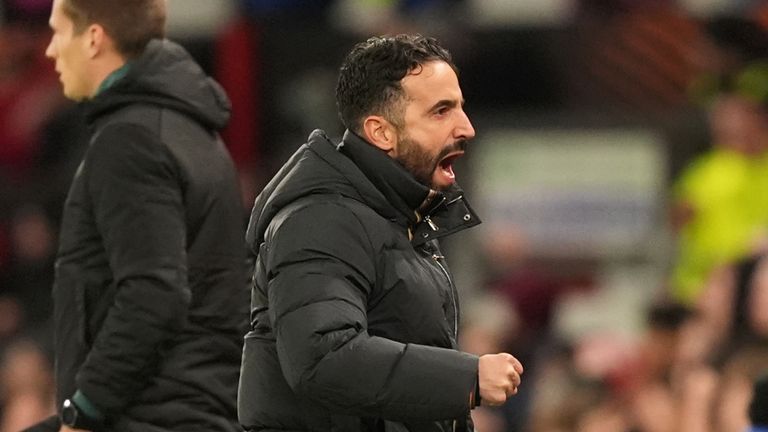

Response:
(477, 353), (524, 406)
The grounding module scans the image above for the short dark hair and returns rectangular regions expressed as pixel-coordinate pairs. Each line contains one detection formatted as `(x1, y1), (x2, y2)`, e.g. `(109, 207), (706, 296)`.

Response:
(335, 34), (456, 133)
(62, 0), (166, 58)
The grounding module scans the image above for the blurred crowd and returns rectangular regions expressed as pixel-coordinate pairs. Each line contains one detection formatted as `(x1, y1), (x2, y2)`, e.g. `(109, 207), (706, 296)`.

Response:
(458, 2), (768, 430)
(1, 0), (768, 431)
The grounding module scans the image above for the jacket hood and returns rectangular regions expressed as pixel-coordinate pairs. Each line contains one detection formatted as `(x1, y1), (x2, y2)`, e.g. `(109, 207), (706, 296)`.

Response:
(245, 129), (480, 252)
(85, 39), (231, 130)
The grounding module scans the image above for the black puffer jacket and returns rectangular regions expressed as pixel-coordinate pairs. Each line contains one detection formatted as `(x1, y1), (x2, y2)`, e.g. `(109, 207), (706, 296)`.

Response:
(238, 129), (481, 432)
(53, 39), (247, 431)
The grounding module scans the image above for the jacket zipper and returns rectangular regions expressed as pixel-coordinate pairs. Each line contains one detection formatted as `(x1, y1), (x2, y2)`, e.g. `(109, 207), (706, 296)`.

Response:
(424, 215), (439, 231)
(422, 204), (463, 342)
(431, 251), (458, 341)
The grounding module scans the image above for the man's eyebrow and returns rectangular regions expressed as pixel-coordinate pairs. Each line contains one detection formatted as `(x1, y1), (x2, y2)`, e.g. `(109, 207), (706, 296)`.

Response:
(428, 99), (463, 112)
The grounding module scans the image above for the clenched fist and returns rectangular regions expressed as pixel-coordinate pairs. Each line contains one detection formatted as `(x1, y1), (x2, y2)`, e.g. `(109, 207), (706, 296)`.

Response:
(478, 353), (524, 406)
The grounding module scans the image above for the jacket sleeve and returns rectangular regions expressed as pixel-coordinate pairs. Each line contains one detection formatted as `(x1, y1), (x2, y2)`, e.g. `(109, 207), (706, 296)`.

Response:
(266, 201), (478, 421)
(76, 123), (189, 415)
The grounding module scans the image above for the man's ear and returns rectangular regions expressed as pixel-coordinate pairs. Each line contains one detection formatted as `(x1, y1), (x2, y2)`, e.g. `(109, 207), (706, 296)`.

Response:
(84, 23), (107, 59)
(362, 115), (396, 153)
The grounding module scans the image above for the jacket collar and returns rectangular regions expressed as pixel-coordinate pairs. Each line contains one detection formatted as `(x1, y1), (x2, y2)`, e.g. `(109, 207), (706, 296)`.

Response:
(336, 130), (480, 246)
(410, 185), (480, 247)
(338, 130), (428, 225)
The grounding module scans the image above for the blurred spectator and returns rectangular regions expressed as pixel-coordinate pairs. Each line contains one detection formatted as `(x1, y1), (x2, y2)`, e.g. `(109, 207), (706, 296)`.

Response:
(574, 303), (688, 432)
(460, 292), (523, 432)
(670, 83), (768, 304)
(527, 302), (700, 432)
(0, 339), (54, 432)
(0, 205), (55, 335)
(715, 343), (768, 432)
(483, 227), (596, 353)
(460, 291), (519, 357)
(526, 342), (613, 432)
(0, 0), (65, 185)
(675, 334), (768, 432)
(676, 362), (720, 432)
(480, 224), (597, 430)
(674, 252), (768, 371)
(669, 16), (768, 304)
(0, 0), (77, 286)
(621, 303), (691, 432)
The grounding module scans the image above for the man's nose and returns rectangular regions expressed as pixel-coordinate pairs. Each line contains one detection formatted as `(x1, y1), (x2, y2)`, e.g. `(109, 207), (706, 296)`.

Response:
(455, 109), (475, 141)
(45, 39), (55, 60)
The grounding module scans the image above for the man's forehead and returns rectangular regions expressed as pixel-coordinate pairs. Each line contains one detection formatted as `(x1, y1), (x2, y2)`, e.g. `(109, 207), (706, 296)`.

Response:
(49, 0), (64, 26)
(401, 61), (462, 100)
(403, 60), (446, 80)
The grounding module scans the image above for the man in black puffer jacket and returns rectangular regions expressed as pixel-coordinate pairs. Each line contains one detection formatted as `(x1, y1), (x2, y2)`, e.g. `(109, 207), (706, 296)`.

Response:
(238, 34), (524, 432)
(28, 0), (248, 431)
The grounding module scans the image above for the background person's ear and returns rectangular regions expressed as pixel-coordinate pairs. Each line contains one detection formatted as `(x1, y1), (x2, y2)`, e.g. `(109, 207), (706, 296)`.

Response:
(84, 23), (107, 59)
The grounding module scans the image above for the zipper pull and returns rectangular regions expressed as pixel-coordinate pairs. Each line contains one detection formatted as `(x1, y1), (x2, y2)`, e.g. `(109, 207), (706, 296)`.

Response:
(424, 216), (439, 231)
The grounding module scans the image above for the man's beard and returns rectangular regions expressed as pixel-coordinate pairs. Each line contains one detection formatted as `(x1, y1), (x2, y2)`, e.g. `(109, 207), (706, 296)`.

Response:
(394, 134), (465, 190)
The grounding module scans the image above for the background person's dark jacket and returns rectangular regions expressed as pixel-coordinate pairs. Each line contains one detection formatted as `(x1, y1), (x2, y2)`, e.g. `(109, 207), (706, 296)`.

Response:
(52, 39), (248, 432)
(238, 129), (481, 432)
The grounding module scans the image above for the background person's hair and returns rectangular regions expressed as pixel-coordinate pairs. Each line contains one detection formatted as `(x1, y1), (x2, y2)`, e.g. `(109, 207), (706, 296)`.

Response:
(62, 0), (166, 58)
(335, 34), (456, 134)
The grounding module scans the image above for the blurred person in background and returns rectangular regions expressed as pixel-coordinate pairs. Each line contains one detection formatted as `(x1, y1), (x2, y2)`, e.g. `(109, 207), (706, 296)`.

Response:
(238, 34), (524, 432)
(0, 0), (73, 279)
(670, 17), (768, 306)
(670, 65), (768, 305)
(674, 343), (768, 432)
(0, 340), (55, 432)
(680, 252), (768, 369)
(524, 302), (712, 432)
(0, 0), (66, 185)
(26, 0), (248, 431)
(714, 344), (768, 432)
(0, 204), (56, 375)
(459, 292), (521, 432)
(525, 342), (617, 432)
(620, 303), (692, 432)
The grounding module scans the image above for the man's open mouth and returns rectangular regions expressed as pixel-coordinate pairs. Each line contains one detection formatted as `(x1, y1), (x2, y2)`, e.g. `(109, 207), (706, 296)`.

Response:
(437, 151), (464, 180)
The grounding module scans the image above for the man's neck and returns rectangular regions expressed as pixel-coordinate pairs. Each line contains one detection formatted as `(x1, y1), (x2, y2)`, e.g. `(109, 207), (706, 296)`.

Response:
(89, 53), (128, 98)
(95, 61), (131, 96)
